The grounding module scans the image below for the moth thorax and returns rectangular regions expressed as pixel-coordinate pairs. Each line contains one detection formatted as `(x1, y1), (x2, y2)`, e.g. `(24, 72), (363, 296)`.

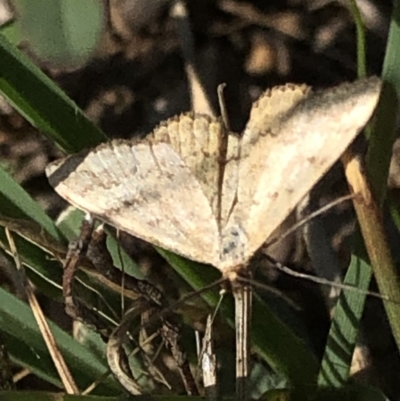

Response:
(219, 223), (247, 270)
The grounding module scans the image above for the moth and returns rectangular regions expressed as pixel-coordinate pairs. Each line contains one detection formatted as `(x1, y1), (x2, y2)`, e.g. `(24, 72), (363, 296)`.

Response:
(46, 77), (381, 399)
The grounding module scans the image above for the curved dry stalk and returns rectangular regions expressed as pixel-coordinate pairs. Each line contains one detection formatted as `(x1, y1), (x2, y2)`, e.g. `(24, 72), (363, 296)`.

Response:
(341, 150), (400, 351)
(5, 228), (79, 395)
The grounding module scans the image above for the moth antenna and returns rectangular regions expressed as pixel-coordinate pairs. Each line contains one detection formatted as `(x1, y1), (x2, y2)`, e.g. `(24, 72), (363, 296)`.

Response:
(261, 253), (400, 304)
(236, 275), (299, 310)
(265, 193), (355, 249)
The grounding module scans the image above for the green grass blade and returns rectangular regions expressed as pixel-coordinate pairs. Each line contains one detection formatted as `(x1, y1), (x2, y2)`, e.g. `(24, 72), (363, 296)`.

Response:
(367, 1), (400, 202)
(347, 0), (367, 78)
(0, 34), (106, 153)
(0, 224), (63, 299)
(0, 287), (119, 394)
(0, 231), (63, 294)
(0, 166), (66, 294)
(318, 256), (371, 386)
(0, 166), (62, 241)
(0, 20), (21, 45)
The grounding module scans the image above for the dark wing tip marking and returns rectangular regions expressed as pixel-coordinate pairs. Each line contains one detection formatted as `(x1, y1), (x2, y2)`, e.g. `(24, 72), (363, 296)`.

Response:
(46, 151), (89, 188)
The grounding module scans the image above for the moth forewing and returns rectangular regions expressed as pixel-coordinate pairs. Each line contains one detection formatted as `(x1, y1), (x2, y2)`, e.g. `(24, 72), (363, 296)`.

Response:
(222, 77), (382, 267)
(47, 139), (221, 267)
